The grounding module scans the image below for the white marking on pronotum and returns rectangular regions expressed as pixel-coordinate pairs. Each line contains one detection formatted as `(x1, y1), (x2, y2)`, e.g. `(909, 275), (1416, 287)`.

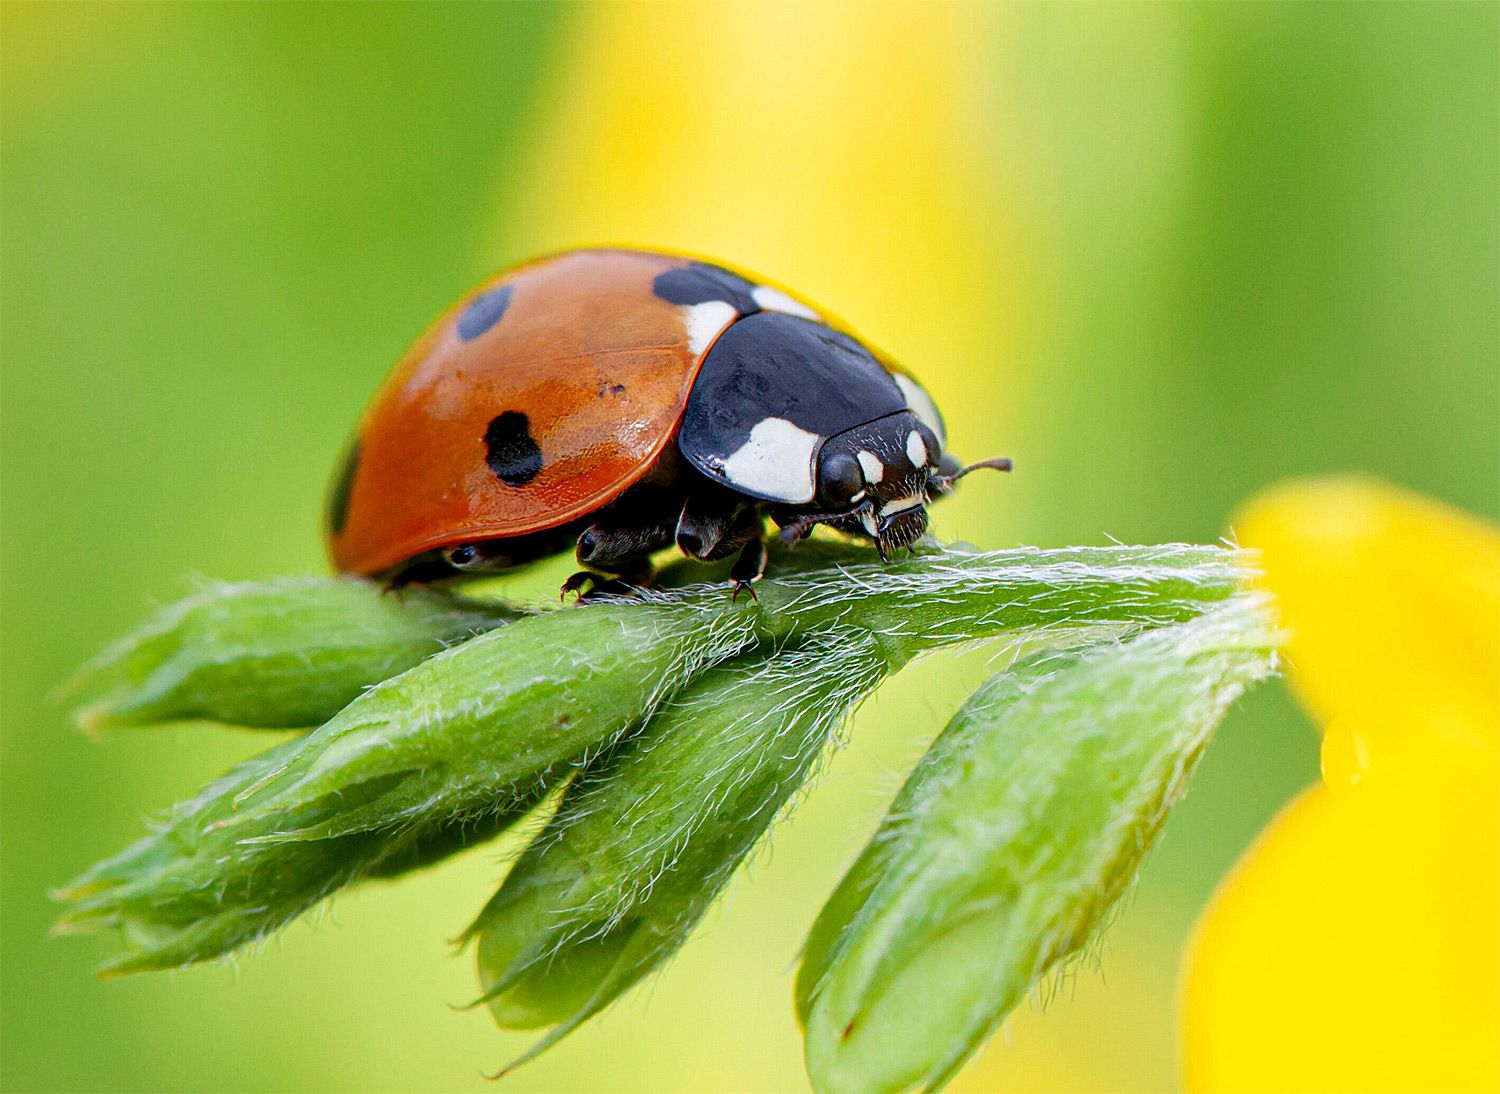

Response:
(751, 285), (819, 320)
(856, 450), (885, 483)
(720, 417), (819, 503)
(684, 301), (738, 356)
(893, 374), (946, 445)
(906, 430), (928, 468)
(879, 494), (924, 517)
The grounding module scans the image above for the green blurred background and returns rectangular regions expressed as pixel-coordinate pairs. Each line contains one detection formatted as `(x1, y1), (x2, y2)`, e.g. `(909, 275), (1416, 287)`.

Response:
(3, 3), (1495, 1091)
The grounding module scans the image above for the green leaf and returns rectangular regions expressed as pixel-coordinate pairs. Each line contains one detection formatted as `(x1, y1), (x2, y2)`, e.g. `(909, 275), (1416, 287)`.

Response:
(52, 735), (552, 974)
(468, 630), (890, 1071)
(797, 596), (1279, 1093)
(55, 598), (761, 973)
(55, 543), (1264, 1007)
(66, 577), (523, 730)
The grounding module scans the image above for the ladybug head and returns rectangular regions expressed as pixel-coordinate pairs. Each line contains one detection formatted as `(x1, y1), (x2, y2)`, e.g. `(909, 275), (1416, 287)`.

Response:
(798, 412), (1011, 558)
(786, 414), (937, 557)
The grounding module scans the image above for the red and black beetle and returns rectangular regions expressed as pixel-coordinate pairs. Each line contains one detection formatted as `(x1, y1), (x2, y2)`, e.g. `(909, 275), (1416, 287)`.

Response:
(326, 248), (1008, 595)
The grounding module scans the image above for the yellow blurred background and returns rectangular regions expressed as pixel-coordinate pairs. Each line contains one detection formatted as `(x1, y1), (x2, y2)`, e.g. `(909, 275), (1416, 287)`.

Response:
(3, 3), (1495, 1091)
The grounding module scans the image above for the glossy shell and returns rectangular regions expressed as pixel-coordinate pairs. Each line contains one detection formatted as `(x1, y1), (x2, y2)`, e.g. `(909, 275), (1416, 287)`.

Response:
(328, 250), (746, 576)
(679, 312), (926, 504)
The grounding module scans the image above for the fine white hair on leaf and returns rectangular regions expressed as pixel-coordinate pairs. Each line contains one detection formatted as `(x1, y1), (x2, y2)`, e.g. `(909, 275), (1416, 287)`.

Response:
(467, 628), (893, 1058)
(797, 594), (1281, 1092)
(58, 542), (1270, 1005)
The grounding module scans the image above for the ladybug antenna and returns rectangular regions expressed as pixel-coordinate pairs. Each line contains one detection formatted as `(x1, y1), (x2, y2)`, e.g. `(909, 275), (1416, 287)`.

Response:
(933, 455), (1012, 490)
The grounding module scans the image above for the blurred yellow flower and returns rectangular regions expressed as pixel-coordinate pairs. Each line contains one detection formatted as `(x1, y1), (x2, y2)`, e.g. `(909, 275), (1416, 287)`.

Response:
(497, 1), (1025, 526)
(1181, 477), (1500, 1093)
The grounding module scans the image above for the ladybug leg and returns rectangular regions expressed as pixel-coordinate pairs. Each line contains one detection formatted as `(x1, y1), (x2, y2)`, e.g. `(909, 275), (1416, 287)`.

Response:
(564, 519), (670, 602)
(777, 516), (819, 545)
(560, 558), (656, 603)
(729, 537), (768, 602)
(676, 493), (760, 562)
(575, 518), (675, 570)
(559, 571), (598, 601)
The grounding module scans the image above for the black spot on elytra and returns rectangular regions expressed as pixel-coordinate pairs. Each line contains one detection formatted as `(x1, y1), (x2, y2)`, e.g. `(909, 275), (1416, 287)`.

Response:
(652, 262), (759, 316)
(326, 438), (360, 535)
(484, 411), (542, 487)
(456, 285), (513, 341)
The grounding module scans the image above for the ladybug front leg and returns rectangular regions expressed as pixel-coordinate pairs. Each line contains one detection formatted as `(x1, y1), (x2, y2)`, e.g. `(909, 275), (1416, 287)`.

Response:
(729, 537), (768, 602)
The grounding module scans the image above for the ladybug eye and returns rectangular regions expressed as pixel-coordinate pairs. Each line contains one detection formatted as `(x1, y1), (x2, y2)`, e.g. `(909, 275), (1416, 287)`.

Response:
(817, 453), (865, 508)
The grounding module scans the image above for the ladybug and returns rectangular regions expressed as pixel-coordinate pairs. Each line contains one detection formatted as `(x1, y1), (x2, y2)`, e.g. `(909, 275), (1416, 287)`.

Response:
(326, 248), (1009, 596)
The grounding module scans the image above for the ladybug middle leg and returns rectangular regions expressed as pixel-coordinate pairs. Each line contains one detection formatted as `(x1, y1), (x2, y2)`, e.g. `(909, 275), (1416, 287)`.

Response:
(560, 557), (656, 602)
(677, 492), (767, 598)
(562, 514), (675, 601)
(675, 491), (761, 562)
(575, 518), (676, 571)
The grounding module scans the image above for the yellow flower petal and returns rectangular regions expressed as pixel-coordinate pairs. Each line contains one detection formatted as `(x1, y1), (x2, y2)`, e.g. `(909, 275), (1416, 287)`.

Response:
(1182, 777), (1499, 1093)
(495, 2), (1021, 421)
(1233, 476), (1499, 772)
(1184, 477), (1500, 1092)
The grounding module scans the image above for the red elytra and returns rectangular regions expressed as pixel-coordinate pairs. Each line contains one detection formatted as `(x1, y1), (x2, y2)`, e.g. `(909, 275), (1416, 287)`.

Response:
(327, 249), (750, 577)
